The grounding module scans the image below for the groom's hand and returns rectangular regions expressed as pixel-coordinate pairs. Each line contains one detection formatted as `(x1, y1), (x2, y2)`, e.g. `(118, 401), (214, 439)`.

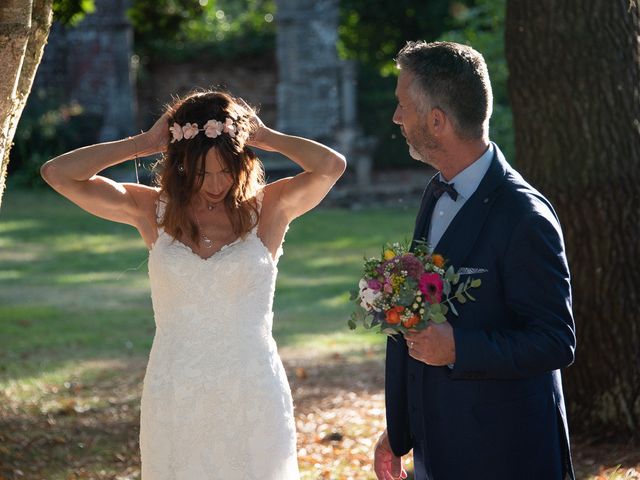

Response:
(374, 430), (407, 480)
(405, 321), (456, 366)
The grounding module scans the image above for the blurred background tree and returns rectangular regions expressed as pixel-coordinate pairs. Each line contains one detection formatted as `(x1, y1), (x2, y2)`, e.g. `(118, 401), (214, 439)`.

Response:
(506, 0), (640, 438)
(337, 0), (512, 168)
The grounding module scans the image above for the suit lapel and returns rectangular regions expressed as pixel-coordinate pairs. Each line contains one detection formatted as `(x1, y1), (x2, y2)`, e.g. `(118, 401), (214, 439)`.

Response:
(411, 172), (439, 249)
(433, 145), (509, 267)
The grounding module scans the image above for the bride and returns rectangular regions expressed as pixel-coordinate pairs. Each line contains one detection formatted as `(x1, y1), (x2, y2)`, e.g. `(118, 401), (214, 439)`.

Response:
(40, 89), (346, 479)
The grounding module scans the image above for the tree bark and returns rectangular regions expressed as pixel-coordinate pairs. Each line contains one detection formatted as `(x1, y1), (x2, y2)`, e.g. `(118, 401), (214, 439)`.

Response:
(505, 0), (640, 437)
(0, 0), (53, 209)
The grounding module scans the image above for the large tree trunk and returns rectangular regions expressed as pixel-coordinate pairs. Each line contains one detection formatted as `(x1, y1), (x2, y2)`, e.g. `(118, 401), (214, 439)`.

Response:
(505, 0), (640, 437)
(0, 0), (53, 209)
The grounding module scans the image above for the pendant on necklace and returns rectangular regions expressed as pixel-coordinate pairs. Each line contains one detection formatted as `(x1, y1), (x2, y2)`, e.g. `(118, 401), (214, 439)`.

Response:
(202, 235), (214, 249)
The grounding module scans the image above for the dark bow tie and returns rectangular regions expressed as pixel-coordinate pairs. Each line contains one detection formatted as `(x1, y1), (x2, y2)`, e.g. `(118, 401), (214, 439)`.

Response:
(431, 178), (459, 201)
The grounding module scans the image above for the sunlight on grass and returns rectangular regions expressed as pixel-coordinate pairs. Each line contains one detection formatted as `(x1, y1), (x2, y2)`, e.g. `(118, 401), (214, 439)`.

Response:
(54, 271), (138, 284)
(1, 358), (131, 403)
(0, 269), (22, 280)
(50, 233), (145, 254)
(280, 330), (386, 357)
(0, 218), (41, 234)
(317, 293), (351, 308)
(277, 274), (355, 288)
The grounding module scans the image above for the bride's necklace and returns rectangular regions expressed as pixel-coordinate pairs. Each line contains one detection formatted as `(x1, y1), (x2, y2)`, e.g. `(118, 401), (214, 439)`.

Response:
(194, 206), (215, 249)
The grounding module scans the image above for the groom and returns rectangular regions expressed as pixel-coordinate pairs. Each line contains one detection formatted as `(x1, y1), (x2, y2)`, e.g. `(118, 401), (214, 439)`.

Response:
(373, 41), (576, 480)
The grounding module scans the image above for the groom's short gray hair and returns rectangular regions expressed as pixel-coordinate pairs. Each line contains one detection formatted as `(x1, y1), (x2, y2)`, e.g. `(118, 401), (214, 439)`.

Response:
(395, 41), (493, 140)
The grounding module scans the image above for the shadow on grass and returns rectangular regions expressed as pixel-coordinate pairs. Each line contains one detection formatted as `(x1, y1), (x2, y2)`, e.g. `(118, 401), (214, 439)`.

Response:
(0, 358), (144, 480)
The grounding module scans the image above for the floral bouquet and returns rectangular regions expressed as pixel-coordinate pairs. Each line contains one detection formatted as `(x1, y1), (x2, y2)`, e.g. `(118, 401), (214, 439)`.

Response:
(348, 241), (482, 335)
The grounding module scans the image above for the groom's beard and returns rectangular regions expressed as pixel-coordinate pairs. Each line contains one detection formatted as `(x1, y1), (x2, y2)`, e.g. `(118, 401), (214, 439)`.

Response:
(407, 128), (442, 168)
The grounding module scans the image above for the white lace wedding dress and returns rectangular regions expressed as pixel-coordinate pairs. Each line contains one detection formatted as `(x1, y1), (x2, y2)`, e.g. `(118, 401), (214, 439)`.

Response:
(139, 199), (299, 479)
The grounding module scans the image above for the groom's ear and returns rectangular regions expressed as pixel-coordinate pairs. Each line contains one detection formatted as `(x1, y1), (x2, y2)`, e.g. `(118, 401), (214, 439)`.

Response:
(430, 107), (447, 135)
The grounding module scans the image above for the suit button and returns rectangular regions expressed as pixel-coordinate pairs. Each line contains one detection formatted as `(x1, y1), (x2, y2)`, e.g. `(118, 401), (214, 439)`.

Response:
(409, 373), (416, 382)
(410, 405), (417, 413)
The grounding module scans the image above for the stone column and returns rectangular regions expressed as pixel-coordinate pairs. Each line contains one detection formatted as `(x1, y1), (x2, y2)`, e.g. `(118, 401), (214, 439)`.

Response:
(275, 0), (372, 185)
(275, 0), (341, 146)
(65, 0), (135, 141)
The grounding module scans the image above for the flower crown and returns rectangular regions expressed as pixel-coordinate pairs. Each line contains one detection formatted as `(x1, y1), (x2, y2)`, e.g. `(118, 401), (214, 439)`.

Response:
(169, 112), (240, 143)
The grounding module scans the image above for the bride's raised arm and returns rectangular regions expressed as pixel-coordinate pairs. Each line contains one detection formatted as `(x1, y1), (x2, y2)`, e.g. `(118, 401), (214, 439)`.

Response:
(39, 115), (168, 230)
(245, 108), (346, 223)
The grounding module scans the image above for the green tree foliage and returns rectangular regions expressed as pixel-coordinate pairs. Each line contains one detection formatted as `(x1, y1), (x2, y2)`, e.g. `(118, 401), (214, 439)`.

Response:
(52, 0), (276, 60)
(52, 0), (95, 26)
(129, 0), (276, 61)
(128, 0), (206, 43)
(338, 0), (453, 76)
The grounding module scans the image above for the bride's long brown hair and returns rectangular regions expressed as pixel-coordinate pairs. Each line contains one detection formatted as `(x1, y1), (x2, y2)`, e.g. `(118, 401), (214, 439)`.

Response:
(155, 89), (265, 243)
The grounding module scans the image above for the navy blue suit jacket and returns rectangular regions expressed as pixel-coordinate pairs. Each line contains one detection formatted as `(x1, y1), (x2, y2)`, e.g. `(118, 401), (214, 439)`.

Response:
(385, 145), (576, 480)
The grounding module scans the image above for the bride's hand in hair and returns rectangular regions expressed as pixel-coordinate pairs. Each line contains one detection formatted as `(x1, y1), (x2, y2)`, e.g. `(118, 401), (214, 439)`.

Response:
(141, 113), (171, 155)
(237, 98), (275, 152)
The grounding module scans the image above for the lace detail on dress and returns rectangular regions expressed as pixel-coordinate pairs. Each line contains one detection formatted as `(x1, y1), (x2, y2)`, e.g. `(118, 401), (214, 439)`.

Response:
(141, 191), (298, 479)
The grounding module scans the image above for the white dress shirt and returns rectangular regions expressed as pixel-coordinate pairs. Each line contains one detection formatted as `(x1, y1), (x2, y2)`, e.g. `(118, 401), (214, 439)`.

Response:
(427, 144), (494, 249)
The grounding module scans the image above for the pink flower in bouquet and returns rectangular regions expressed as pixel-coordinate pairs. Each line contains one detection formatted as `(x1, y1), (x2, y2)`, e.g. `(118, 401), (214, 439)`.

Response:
(367, 279), (382, 291)
(419, 272), (443, 304)
(383, 281), (394, 294)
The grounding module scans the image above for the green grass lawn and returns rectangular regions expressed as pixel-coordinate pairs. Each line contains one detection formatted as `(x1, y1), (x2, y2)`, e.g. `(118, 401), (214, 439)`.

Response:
(0, 187), (416, 387)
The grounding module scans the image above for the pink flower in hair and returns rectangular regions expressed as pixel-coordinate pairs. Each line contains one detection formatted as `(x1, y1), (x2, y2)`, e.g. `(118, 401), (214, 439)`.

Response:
(169, 122), (183, 143)
(223, 117), (236, 138)
(204, 119), (224, 138)
(182, 122), (200, 140)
